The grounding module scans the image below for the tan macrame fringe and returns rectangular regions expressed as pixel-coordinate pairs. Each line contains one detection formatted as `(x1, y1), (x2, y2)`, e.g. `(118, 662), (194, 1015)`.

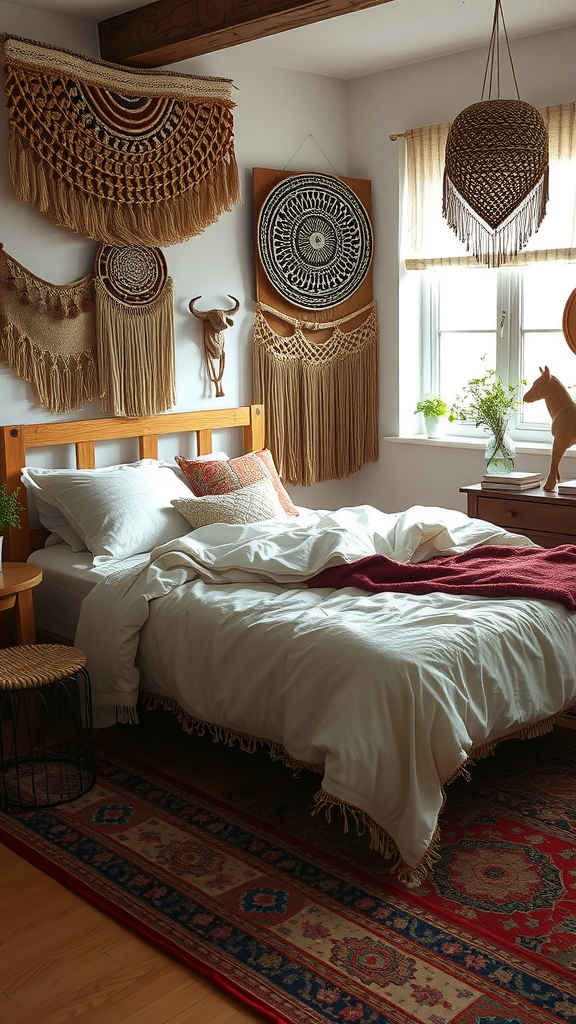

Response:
(3, 35), (240, 246)
(253, 303), (379, 486)
(94, 278), (176, 417)
(442, 170), (549, 268)
(8, 139), (240, 247)
(0, 245), (98, 412)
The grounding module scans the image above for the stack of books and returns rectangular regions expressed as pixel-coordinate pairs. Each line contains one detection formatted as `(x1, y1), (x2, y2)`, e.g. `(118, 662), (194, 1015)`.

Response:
(481, 471), (541, 491)
(558, 479), (576, 495)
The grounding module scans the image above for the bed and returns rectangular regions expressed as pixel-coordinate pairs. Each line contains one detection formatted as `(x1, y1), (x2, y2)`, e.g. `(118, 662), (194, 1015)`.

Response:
(2, 405), (575, 884)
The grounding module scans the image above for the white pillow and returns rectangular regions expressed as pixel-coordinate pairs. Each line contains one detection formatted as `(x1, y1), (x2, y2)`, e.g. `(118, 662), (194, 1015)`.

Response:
(21, 469), (88, 551)
(171, 478), (285, 529)
(22, 460), (194, 564)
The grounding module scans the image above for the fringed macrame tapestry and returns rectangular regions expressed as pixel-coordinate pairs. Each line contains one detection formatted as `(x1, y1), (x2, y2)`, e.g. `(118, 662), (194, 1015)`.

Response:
(94, 245), (175, 418)
(252, 302), (379, 486)
(0, 243), (98, 412)
(442, 0), (548, 267)
(2, 35), (240, 247)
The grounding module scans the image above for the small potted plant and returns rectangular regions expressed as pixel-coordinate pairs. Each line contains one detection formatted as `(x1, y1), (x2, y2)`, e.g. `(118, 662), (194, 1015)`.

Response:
(451, 367), (524, 473)
(0, 483), (25, 565)
(414, 395), (450, 438)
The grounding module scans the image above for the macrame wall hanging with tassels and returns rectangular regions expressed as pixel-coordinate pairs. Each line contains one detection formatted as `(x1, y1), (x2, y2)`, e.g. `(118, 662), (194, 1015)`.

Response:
(253, 302), (379, 487)
(253, 167), (378, 485)
(2, 35), (240, 247)
(0, 243), (98, 412)
(94, 245), (175, 418)
(443, 0), (549, 267)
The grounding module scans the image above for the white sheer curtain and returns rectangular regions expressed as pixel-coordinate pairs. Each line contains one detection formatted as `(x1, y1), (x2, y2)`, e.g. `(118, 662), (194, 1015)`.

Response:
(403, 101), (576, 269)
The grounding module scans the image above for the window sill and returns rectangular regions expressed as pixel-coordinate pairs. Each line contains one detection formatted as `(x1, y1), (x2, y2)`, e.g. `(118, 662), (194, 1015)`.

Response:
(383, 435), (576, 459)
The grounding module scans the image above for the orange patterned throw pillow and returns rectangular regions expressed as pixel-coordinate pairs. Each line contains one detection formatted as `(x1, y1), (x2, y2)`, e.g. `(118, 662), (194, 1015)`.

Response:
(174, 450), (299, 516)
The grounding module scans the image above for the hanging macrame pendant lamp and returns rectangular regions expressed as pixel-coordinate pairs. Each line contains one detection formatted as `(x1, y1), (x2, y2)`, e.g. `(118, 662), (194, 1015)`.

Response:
(443, 0), (548, 267)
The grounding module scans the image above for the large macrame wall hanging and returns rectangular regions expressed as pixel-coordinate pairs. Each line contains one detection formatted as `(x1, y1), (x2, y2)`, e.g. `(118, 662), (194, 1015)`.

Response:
(94, 245), (175, 417)
(2, 35), (240, 247)
(0, 243), (98, 412)
(253, 302), (379, 486)
(253, 168), (378, 485)
(442, 0), (548, 267)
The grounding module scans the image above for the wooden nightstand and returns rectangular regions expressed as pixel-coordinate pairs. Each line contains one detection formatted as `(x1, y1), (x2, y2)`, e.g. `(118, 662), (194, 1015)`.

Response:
(0, 563), (43, 646)
(460, 484), (576, 547)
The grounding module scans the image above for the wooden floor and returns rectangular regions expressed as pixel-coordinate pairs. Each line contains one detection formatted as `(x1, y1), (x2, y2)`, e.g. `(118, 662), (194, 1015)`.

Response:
(0, 711), (280, 1024)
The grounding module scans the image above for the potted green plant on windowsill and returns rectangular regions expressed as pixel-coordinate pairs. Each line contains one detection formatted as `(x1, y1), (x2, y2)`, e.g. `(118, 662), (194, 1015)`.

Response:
(0, 483), (25, 566)
(451, 367), (525, 473)
(414, 395), (450, 438)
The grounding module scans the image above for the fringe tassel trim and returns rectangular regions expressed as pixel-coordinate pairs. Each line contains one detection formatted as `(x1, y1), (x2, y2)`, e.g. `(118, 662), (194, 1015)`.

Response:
(0, 320), (99, 412)
(442, 168), (549, 267)
(252, 306), (379, 486)
(141, 693), (325, 777)
(141, 694), (435, 884)
(463, 704), (576, 766)
(8, 135), (240, 247)
(95, 279), (176, 417)
(93, 704), (139, 729)
(311, 790), (442, 886)
(141, 694), (576, 886)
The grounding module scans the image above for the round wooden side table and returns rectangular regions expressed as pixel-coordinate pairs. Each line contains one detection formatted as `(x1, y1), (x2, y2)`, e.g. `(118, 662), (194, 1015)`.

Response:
(0, 562), (43, 646)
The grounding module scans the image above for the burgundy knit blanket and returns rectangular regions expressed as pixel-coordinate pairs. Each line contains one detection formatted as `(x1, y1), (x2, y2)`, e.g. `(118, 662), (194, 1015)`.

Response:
(306, 543), (576, 610)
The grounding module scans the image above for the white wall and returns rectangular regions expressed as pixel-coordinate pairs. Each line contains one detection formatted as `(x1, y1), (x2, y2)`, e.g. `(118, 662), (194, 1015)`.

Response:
(346, 25), (576, 514)
(0, 1), (351, 507)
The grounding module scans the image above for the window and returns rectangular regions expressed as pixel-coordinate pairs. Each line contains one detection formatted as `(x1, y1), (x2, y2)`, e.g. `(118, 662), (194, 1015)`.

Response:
(401, 101), (576, 444)
(422, 260), (575, 442)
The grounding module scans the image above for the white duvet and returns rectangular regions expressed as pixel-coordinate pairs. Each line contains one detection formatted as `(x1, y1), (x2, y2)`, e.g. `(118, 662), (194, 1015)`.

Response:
(76, 504), (576, 879)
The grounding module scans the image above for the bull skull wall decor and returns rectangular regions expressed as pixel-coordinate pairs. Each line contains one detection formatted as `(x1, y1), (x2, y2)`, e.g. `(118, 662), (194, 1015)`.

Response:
(189, 295), (240, 397)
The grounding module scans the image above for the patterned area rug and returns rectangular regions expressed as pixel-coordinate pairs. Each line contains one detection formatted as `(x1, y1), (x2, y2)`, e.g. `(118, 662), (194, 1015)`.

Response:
(1, 729), (574, 1024)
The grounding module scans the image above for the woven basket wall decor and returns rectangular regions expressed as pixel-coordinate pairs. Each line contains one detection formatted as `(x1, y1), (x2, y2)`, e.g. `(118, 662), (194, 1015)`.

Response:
(442, 1), (549, 267)
(94, 244), (176, 417)
(0, 243), (98, 412)
(2, 35), (239, 247)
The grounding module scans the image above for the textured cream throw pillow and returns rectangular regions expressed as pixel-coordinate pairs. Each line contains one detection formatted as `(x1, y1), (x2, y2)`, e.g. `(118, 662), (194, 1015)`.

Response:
(172, 478), (285, 529)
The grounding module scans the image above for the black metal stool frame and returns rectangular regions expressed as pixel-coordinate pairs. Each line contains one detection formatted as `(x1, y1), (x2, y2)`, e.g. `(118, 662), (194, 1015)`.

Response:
(0, 666), (97, 809)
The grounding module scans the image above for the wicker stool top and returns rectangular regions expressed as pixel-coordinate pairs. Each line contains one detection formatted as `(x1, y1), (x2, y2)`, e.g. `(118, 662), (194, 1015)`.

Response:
(0, 645), (87, 690)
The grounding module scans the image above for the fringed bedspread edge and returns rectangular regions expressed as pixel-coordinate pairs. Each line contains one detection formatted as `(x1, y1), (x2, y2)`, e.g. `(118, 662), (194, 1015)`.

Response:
(140, 693), (576, 885)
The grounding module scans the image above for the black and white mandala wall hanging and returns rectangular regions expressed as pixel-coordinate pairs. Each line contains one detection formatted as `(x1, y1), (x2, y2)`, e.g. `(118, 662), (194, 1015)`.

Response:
(257, 173), (373, 310)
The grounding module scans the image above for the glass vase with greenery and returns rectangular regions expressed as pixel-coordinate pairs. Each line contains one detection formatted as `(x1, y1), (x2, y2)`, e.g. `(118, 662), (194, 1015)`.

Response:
(451, 367), (524, 473)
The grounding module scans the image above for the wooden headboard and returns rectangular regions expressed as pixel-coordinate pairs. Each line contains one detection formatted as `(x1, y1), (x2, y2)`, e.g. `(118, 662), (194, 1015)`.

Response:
(0, 404), (265, 562)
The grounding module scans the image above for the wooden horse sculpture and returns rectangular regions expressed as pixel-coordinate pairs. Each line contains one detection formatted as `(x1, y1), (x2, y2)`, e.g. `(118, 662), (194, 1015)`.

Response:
(189, 296), (240, 397)
(523, 365), (576, 490)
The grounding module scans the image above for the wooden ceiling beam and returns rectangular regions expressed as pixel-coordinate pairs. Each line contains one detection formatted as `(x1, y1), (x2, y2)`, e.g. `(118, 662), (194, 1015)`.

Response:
(98, 0), (396, 68)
